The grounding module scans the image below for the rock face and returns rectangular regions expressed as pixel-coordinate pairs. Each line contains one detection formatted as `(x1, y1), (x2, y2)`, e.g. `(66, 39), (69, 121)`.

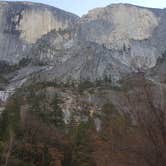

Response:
(147, 55), (166, 83)
(0, 1), (78, 63)
(78, 4), (159, 49)
(26, 29), (130, 83)
(77, 4), (165, 70)
(1, 2), (166, 102)
(34, 40), (130, 83)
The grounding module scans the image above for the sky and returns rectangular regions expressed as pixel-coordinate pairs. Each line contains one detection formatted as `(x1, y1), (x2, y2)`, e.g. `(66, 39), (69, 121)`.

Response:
(5, 0), (166, 16)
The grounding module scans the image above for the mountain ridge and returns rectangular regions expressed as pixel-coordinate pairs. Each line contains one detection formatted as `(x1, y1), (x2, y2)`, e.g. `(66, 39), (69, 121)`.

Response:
(0, 1), (166, 102)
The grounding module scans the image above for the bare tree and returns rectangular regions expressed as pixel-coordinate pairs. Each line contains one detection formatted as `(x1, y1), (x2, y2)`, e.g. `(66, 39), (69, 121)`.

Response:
(123, 80), (166, 166)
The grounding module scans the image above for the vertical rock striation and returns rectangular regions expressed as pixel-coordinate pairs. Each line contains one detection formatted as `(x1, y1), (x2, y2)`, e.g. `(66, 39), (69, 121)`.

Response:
(0, 1), (79, 64)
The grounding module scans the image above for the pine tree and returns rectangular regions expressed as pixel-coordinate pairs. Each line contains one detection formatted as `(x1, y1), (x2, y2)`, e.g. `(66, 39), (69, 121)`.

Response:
(50, 94), (64, 128)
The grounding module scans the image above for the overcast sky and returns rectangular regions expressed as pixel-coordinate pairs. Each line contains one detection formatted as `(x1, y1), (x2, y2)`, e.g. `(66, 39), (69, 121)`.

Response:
(5, 0), (166, 16)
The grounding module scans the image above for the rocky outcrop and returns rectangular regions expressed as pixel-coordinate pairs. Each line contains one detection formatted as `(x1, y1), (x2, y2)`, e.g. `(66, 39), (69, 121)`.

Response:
(79, 4), (159, 48)
(77, 4), (164, 70)
(24, 28), (130, 83)
(146, 55), (166, 83)
(1, 2), (166, 98)
(0, 1), (78, 64)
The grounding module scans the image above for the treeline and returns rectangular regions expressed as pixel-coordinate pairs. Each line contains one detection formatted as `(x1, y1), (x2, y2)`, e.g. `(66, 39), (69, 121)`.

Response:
(0, 79), (166, 166)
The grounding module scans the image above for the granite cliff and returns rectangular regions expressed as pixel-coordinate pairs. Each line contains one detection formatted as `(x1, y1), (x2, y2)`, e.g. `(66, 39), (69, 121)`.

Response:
(0, 2), (166, 166)
(0, 1), (78, 63)
(0, 2), (166, 101)
(77, 4), (166, 70)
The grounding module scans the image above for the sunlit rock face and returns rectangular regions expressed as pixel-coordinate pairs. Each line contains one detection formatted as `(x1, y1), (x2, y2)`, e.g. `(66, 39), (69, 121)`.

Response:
(77, 4), (164, 70)
(79, 4), (159, 49)
(0, 90), (13, 102)
(1, 2), (166, 101)
(17, 4), (78, 44)
(0, 1), (78, 64)
(0, 2), (164, 72)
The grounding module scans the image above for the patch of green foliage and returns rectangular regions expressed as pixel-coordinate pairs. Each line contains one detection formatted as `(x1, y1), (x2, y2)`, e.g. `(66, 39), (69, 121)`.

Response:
(0, 97), (21, 140)
(27, 87), (65, 129)
(100, 102), (132, 141)
(0, 96), (22, 162)
(68, 117), (94, 166)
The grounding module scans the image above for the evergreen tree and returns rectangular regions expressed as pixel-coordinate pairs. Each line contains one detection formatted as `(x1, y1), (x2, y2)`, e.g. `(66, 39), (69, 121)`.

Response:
(50, 94), (64, 128)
